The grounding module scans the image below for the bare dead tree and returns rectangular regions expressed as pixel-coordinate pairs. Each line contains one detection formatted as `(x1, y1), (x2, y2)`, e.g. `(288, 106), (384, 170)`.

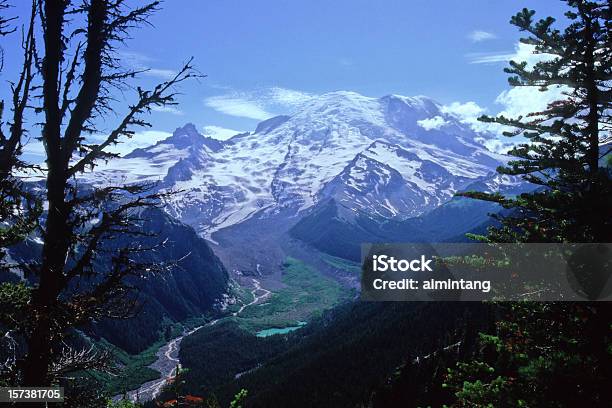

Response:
(0, 0), (201, 394)
(0, 1), (35, 178)
(0, 1), (39, 264)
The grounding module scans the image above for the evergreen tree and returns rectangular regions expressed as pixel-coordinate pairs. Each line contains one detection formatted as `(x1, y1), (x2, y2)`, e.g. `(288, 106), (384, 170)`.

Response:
(443, 302), (611, 407)
(229, 389), (248, 408)
(444, 2), (612, 407)
(460, 0), (612, 243)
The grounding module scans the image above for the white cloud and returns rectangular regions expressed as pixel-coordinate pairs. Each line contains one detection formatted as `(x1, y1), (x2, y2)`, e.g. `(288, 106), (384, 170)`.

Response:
(202, 125), (245, 141)
(468, 30), (497, 42)
(444, 83), (567, 153)
(204, 87), (317, 120)
(440, 101), (489, 132)
(119, 50), (153, 65)
(143, 68), (178, 80)
(118, 50), (178, 80)
(467, 42), (552, 65)
(475, 137), (516, 154)
(124, 130), (172, 149)
(441, 101), (486, 120)
(151, 105), (184, 115)
(495, 85), (566, 119)
(467, 52), (515, 64)
(417, 116), (448, 130)
(268, 87), (315, 108)
(451, 42), (567, 144)
(445, 83), (567, 152)
(205, 95), (274, 121)
(511, 42), (556, 67)
(489, 43), (567, 118)
(441, 85), (566, 151)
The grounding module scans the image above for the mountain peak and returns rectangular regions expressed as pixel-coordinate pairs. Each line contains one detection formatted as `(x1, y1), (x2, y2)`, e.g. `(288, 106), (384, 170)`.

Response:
(159, 123), (223, 152)
(103, 88), (507, 239)
(380, 94), (441, 115)
(125, 123), (221, 160)
(166, 123), (205, 148)
(176, 122), (199, 133)
(301, 91), (440, 109)
(311, 91), (376, 105)
(285, 91), (445, 127)
(319, 90), (369, 99)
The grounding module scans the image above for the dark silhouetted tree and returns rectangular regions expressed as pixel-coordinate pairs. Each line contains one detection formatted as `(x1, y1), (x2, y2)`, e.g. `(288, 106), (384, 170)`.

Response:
(0, 1), (201, 400)
(445, 2), (612, 407)
(460, 0), (612, 243)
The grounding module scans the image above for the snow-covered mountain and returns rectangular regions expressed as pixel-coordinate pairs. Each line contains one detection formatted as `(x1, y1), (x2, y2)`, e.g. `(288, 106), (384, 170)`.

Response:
(90, 91), (509, 241)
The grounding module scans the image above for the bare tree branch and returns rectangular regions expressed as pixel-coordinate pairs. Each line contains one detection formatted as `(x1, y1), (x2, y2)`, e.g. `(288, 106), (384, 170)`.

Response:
(68, 58), (201, 176)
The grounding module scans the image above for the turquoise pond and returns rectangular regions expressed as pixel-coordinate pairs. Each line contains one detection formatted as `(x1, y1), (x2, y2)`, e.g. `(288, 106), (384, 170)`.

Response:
(256, 321), (307, 337)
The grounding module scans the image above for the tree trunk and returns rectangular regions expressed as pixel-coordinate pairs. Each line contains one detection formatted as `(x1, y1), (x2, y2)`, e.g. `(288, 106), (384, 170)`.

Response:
(22, 173), (70, 386)
(21, 0), (67, 387)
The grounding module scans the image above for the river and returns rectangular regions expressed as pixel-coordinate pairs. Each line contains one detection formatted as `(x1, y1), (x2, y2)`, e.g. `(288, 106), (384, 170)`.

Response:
(117, 278), (271, 403)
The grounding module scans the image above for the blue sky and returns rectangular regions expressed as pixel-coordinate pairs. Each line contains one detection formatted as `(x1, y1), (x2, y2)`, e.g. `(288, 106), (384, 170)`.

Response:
(2, 0), (568, 155)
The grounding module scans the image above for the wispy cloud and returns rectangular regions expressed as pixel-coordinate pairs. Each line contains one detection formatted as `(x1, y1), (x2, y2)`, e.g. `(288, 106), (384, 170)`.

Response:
(204, 87), (316, 120)
(119, 50), (153, 65)
(151, 105), (184, 115)
(468, 30), (497, 42)
(205, 95), (274, 121)
(467, 42), (553, 65)
(485, 43), (566, 122)
(466, 51), (515, 64)
(118, 50), (178, 79)
(143, 68), (178, 80)
(202, 125), (245, 141)
(446, 42), (566, 153)
(441, 84), (566, 145)
(268, 87), (316, 108)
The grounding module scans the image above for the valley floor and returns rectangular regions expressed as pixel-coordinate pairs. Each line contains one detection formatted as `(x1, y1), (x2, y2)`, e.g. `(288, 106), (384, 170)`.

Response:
(113, 255), (355, 403)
